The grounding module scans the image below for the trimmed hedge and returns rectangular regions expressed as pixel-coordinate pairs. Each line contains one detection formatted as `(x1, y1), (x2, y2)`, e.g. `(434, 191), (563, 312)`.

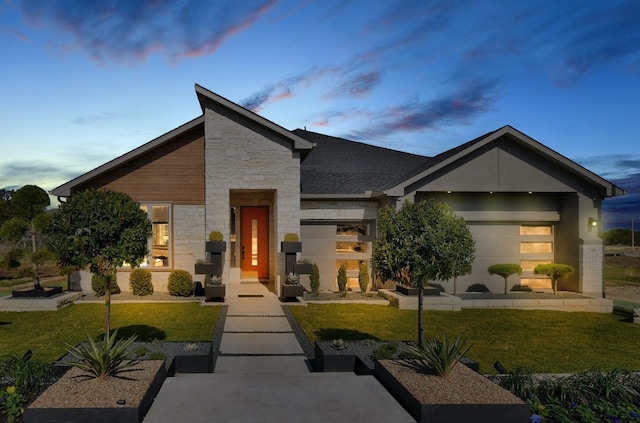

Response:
(168, 269), (193, 297)
(91, 272), (120, 296)
(129, 268), (153, 296)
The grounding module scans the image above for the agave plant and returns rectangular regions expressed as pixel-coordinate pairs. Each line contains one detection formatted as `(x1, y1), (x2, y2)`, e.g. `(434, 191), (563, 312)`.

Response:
(406, 332), (472, 377)
(65, 330), (139, 378)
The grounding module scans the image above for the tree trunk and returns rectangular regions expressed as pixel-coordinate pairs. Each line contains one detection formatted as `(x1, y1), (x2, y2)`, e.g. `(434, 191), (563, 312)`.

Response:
(105, 274), (111, 341)
(30, 220), (42, 290)
(504, 277), (508, 294)
(418, 284), (424, 349)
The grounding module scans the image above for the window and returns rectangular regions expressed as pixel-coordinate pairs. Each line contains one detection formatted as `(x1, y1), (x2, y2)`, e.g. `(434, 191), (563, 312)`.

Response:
(520, 260), (552, 272)
(336, 242), (367, 253)
(337, 224), (367, 236)
(140, 204), (171, 268)
(520, 226), (552, 236)
(336, 260), (367, 271)
(520, 242), (553, 254)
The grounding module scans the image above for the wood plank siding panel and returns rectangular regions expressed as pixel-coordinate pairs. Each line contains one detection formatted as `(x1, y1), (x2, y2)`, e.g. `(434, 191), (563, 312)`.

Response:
(75, 128), (205, 205)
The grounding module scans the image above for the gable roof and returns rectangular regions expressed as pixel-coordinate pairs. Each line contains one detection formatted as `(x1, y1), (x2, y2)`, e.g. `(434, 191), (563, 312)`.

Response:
(51, 115), (205, 197)
(195, 84), (313, 152)
(52, 84), (314, 198)
(383, 125), (625, 198)
(293, 129), (429, 196)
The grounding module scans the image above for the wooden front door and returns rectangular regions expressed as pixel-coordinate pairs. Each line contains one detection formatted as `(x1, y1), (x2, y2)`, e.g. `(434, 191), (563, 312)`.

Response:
(241, 206), (269, 279)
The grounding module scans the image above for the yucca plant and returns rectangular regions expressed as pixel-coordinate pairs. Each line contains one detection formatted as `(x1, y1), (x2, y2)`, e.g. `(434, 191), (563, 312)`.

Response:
(406, 332), (472, 377)
(65, 330), (139, 378)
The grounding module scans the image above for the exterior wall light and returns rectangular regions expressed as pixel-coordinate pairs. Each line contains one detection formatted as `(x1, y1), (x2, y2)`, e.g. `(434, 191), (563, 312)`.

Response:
(588, 217), (598, 229)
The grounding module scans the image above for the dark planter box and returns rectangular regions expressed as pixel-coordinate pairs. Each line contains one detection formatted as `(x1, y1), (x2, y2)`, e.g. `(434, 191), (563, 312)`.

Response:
(294, 263), (313, 274)
(195, 263), (216, 274)
(375, 360), (529, 423)
(12, 286), (63, 298)
(205, 241), (226, 253)
(281, 241), (302, 253)
(167, 346), (214, 376)
(204, 284), (226, 301)
(280, 283), (304, 300)
(314, 342), (356, 372)
(396, 285), (440, 296)
(24, 361), (166, 423)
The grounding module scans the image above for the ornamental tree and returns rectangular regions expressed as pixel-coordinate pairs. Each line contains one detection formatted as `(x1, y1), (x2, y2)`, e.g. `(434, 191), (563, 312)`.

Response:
(47, 189), (151, 336)
(4, 185), (50, 290)
(372, 199), (475, 348)
(488, 263), (523, 294)
(534, 263), (574, 295)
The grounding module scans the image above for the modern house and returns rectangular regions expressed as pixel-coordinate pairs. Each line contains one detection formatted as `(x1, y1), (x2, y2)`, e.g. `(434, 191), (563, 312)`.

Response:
(51, 84), (624, 298)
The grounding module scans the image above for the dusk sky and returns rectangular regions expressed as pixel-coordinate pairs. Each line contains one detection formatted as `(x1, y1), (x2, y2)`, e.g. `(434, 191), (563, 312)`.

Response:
(1, 0), (639, 228)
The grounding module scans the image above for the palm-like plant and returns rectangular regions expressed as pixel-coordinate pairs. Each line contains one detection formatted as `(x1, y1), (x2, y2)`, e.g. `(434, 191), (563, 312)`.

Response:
(406, 332), (472, 377)
(65, 330), (139, 378)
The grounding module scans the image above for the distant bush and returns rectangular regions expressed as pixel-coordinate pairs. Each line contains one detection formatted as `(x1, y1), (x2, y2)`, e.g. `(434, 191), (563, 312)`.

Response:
(167, 270), (193, 297)
(284, 233), (299, 242)
(129, 268), (153, 296)
(92, 272), (120, 296)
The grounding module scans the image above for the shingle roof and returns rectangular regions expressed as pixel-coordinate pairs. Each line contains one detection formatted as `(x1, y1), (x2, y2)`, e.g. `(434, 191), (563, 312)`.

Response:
(293, 129), (430, 195)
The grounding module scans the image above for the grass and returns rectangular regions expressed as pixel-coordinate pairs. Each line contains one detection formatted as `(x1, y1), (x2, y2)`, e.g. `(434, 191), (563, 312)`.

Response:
(289, 304), (640, 374)
(0, 303), (219, 363)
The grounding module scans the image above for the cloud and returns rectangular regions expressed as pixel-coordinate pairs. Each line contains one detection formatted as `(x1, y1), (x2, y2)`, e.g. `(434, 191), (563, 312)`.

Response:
(345, 79), (499, 141)
(324, 71), (382, 99)
(19, 0), (276, 64)
(72, 111), (120, 125)
(577, 155), (640, 191)
(0, 160), (81, 191)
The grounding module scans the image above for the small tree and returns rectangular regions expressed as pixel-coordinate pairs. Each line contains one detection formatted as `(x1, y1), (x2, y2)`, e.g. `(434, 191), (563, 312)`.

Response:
(488, 264), (523, 294)
(47, 189), (151, 336)
(358, 262), (369, 295)
(534, 263), (574, 295)
(372, 199), (475, 348)
(12, 185), (50, 290)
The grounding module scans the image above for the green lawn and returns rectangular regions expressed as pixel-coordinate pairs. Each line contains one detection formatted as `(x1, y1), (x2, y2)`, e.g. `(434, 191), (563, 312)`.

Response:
(289, 304), (640, 374)
(0, 303), (219, 363)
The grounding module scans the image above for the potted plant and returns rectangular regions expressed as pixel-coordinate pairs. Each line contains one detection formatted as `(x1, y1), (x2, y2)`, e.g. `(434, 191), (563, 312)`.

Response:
(194, 259), (219, 277)
(280, 272), (304, 300)
(294, 258), (313, 275)
(204, 274), (225, 301)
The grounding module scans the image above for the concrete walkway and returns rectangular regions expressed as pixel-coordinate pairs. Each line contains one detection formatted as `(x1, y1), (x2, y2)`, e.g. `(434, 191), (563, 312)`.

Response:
(143, 282), (413, 422)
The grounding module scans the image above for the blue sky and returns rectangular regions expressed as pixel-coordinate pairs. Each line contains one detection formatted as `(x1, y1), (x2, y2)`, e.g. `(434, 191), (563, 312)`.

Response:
(1, 0), (639, 228)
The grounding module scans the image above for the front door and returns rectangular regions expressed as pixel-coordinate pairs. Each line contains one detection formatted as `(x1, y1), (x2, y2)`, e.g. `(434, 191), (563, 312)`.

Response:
(241, 206), (269, 279)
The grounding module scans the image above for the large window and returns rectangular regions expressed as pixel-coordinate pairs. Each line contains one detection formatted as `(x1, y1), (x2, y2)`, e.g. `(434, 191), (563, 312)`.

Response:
(335, 222), (370, 290)
(140, 204), (171, 268)
(519, 225), (553, 288)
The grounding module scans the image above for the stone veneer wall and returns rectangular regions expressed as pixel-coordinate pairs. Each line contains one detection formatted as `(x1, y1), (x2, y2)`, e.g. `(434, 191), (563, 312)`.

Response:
(204, 108), (301, 283)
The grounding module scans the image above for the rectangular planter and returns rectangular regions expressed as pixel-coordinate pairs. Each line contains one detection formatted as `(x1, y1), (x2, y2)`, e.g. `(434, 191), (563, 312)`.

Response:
(12, 286), (63, 298)
(396, 285), (440, 296)
(294, 263), (313, 275)
(205, 241), (226, 253)
(281, 241), (302, 253)
(204, 284), (226, 301)
(25, 361), (166, 423)
(280, 283), (304, 300)
(314, 342), (356, 372)
(375, 360), (529, 423)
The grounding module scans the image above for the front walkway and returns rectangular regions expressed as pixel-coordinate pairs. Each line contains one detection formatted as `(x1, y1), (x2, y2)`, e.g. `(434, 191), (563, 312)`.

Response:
(142, 281), (414, 422)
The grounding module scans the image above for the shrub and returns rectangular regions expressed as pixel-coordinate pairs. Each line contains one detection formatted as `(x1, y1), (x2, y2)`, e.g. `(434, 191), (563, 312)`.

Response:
(310, 263), (320, 296)
(406, 332), (472, 377)
(371, 342), (398, 360)
(534, 263), (574, 294)
(488, 263), (523, 294)
(167, 269), (193, 297)
(337, 263), (347, 296)
(358, 262), (369, 294)
(0, 352), (56, 393)
(129, 268), (153, 296)
(284, 233), (299, 242)
(208, 230), (223, 241)
(65, 330), (138, 378)
(284, 272), (299, 285)
(91, 272), (120, 296)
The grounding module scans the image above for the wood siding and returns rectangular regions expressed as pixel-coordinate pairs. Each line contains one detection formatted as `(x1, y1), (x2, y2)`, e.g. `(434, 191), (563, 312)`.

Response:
(75, 126), (205, 205)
